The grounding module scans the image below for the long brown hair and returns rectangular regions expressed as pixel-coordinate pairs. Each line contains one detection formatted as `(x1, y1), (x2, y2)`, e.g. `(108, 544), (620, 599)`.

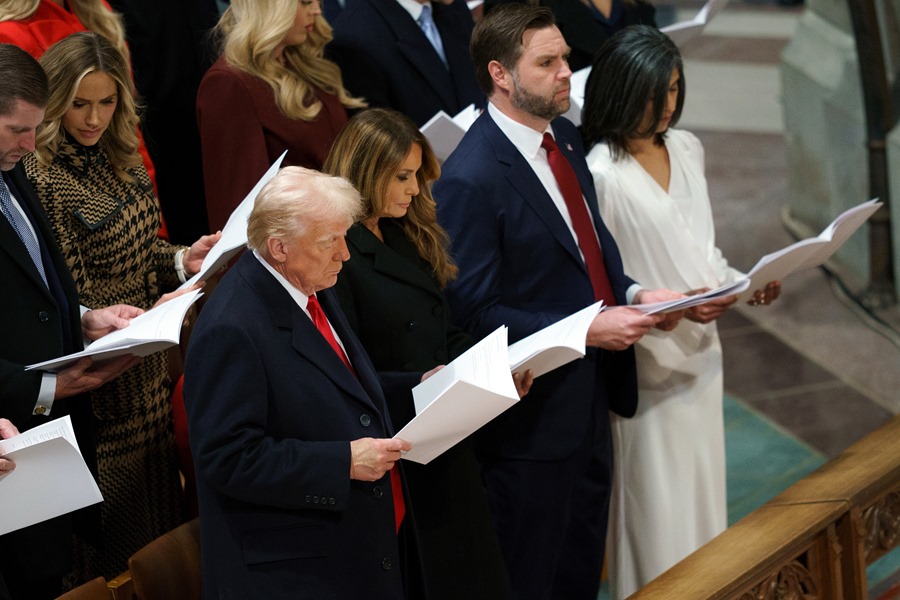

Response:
(324, 108), (459, 287)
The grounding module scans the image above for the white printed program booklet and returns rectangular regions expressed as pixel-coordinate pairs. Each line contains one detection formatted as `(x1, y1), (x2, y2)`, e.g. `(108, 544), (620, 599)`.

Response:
(0, 415), (102, 535)
(508, 301), (603, 379)
(743, 198), (882, 297)
(395, 326), (517, 465)
(420, 104), (479, 162)
(661, 0), (731, 47)
(26, 288), (203, 372)
(179, 150), (288, 290)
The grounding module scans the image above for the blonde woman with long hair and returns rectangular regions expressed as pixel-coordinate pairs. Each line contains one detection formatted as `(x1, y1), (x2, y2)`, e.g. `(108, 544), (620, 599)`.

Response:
(0, 0), (169, 220)
(197, 0), (365, 231)
(23, 31), (219, 583)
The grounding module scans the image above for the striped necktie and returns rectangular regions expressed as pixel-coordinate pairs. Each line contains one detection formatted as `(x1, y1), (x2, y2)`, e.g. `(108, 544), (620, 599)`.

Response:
(0, 173), (48, 287)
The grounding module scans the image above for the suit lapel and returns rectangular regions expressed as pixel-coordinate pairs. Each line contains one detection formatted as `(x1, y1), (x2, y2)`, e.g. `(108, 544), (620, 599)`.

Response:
(371, 0), (458, 110)
(318, 288), (390, 420)
(348, 223), (443, 303)
(237, 254), (380, 411)
(478, 114), (587, 272)
(1, 168), (57, 301)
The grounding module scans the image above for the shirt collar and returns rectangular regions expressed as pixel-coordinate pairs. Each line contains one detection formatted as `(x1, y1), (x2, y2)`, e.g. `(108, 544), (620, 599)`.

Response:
(487, 101), (555, 160)
(253, 249), (312, 311)
(396, 0), (429, 22)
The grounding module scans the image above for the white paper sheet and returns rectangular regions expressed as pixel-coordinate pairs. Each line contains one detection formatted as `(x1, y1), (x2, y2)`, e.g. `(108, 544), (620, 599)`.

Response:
(0, 416), (102, 536)
(179, 151), (288, 289)
(420, 104), (479, 162)
(26, 289), (203, 372)
(562, 66), (592, 127)
(508, 301), (603, 378)
(661, 0), (731, 47)
(744, 198), (882, 296)
(395, 327), (518, 464)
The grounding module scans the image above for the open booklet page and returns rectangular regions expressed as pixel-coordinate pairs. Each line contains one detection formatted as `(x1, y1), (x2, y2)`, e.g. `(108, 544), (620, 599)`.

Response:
(744, 198), (881, 295)
(661, 0), (730, 46)
(179, 150), (288, 290)
(395, 326), (517, 465)
(26, 288), (203, 372)
(508, 301), (603, 378)
(0, 415), (103, 535)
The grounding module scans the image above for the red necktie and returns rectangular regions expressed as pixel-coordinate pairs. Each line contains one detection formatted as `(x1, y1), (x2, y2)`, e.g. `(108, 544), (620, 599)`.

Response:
(307, 294), (406, 533)
(541, 133), (616, 306)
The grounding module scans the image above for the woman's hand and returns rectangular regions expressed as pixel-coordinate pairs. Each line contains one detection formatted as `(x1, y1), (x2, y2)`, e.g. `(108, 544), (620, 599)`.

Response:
(512, 369), (533, 398)
(151, 282), (205, 310)
(686, 294), (738, 324)
(747, 281), (781, 307)
(183, 231), (223, 277)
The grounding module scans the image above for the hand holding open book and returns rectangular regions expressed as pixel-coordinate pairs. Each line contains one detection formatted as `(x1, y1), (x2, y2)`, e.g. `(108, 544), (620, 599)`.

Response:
(27, 289), (203, 372)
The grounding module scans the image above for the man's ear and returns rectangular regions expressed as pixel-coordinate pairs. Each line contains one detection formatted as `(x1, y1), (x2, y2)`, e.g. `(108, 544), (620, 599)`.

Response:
(267, 237), (288, 263)
(488, 60), (511, 93)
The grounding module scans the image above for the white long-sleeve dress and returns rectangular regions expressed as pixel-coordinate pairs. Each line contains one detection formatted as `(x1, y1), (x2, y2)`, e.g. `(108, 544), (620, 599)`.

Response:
(587, 129), (744, 599)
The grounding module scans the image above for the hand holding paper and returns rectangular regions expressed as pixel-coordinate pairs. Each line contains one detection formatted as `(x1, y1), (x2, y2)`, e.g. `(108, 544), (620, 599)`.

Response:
(81, 303), (144, 340)
(0, 416), (103, 535)
(27, 288), (203, 372)
(631, 279), (751, 315)
(508, 301), (603, 378)
(395, 327), (517, 465)
(350, 437), (411, 482)
(0, 418), (20, 473)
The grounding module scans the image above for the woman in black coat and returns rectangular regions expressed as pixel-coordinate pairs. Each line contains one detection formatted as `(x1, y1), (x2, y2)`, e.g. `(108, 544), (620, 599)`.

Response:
(325, 108), (519, 600)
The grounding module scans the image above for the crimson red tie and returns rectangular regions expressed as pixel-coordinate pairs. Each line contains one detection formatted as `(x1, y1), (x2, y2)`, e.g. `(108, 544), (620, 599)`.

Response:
(307, 294), (406, 533)
(541, 133), (616, 306)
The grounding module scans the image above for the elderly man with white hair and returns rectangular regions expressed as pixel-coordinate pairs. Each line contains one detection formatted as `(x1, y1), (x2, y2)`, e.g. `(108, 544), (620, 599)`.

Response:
(183, 166), (424, 599)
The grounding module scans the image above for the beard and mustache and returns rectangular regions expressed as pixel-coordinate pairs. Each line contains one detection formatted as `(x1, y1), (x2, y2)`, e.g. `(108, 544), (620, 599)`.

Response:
(509, 69), (571, 122)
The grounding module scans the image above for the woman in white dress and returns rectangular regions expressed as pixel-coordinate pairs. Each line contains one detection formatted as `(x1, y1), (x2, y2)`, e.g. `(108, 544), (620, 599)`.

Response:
(581, 25), (780, 599)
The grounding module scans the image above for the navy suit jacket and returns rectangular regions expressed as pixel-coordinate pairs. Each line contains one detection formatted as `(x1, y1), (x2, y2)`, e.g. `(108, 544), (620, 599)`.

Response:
(434, 110), (638, 461)
(184, 252), (420, 599)
(0, 164), (97, 584)
(328, 0), (485, 127)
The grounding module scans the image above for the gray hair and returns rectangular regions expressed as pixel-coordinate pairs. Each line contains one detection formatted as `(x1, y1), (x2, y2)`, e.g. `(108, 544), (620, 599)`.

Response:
(247, 166), (364, 256)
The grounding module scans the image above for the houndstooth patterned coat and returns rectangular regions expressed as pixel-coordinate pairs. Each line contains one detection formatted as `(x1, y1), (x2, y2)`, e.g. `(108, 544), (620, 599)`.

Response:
(24, 138), (186, 581)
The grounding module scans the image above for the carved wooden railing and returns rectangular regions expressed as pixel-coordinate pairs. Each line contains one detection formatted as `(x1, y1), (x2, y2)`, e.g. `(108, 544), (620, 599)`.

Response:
(629, 414), (900, 600)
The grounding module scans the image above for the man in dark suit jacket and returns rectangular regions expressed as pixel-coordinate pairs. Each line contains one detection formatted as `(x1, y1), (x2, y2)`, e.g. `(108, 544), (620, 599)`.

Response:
(0, 43), (140, 600)
(183, 166), (424, 599)
(432, 6), (681, 599)
(328, 0), (485, 127)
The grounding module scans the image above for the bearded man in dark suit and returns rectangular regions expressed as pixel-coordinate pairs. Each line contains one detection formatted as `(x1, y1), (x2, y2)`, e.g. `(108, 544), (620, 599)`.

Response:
(433, 6), (682, 599)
